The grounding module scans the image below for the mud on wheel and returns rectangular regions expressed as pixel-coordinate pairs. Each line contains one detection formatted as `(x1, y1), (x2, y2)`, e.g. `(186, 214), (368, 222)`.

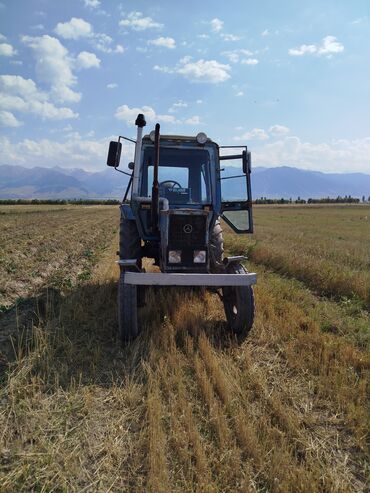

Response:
(222, 262), (255, 340)
(210, 218), (224, 272)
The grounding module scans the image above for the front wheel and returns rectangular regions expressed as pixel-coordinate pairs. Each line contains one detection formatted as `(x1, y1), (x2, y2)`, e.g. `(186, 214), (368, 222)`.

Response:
(118, 272), (138, 344)
(118, 218), (141, 344)
(222, 262), (255, 340)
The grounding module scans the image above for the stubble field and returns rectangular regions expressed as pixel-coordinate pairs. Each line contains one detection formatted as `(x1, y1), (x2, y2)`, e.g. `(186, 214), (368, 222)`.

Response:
(0, 203), (369, 492)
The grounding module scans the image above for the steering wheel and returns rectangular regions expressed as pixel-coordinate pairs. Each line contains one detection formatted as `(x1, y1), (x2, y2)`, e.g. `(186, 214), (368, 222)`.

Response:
(159, 180), (182, 189)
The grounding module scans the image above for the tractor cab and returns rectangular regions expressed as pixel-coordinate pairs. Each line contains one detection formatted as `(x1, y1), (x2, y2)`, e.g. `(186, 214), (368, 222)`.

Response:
(140, 139), (213, 207)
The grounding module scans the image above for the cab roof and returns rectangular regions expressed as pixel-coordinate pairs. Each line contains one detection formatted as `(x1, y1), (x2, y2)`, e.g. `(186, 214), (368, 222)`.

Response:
(143, 134), (215, 144)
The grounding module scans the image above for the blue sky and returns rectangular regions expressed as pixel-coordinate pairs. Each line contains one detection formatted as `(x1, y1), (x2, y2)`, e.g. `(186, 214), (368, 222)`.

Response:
(0, 0), (369, 173)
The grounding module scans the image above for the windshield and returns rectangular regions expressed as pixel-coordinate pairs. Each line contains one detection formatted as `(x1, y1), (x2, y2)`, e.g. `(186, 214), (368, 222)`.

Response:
(141, 146), (212, 205)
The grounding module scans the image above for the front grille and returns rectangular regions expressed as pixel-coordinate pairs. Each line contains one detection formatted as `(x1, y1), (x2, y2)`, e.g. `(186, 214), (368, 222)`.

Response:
(169, 214), (206, 248)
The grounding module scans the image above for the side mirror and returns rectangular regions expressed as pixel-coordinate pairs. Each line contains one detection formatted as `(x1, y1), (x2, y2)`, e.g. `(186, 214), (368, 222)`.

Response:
(107, 141), (122, 167)
(242, 150), (251, 174)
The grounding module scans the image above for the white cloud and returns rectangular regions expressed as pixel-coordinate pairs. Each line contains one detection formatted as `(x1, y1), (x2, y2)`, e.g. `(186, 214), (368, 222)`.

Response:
(241, 50), (254, 56)
(232, 125), (370, 172)
(0, 75), (47, 102)
(234, 128), (269, 141)
(241, 58), (258, 65)
(0, 43), (17, 56)
(184, 115), (201, 125)
(0, 75), (46, 100)
(0, 75), (78, 120)
(221, 33), (242, 42)
(236, 91), (244, 97)
(114, 103), (199, 126)
(253, 135), (370, 173)
(92, 33), (124, 53)
(153, 64), (172, 73)
(196, 99), (202, 104)
(157, 114), (176, 123)
(168, 100), (188, 113)
(235, 124), (290, 140)
(210, 18), (223, 32)
(289, 44), (317, 56)
(0, 110), (22, 127)
(148, 37), (176, 49)
(54, 17), (92, 39)
(317, 35), (344, 55)
(269, 124), (290, 136)
(222, 49), (253, 63)
(351, 17), (367, 25)
(61, 124), (73, 132)
(22, 35), (81, 103)
(198, 34), (210, 39)
(53, 25), (124, 54)
(115, 104), (156, 124)
(0, 33), (6, 41)
(261, 29), (269, 36)
(177, 58), (231, 83)
(76, 51), (100, 69)
(107, 83), (118, 89)
(92, 33), (112, 51)
(154, 58), (231, 83)
(83, 0), (100, 8)
(31, 24), (44, 30)
(180, 55), (192, 64)
(119, 12), (163, 31)
(0, 134), (134, 171)
(289, 35), (344, 57)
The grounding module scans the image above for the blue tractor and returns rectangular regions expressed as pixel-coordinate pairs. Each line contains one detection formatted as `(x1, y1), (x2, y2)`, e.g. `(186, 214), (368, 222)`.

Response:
(107, 113), (256, 343)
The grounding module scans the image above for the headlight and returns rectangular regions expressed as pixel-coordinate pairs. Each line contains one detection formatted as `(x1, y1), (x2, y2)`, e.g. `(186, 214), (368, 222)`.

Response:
(169, 250), (181, 263)
(193, 250), (206, 263)
(196, 132), (207, 144)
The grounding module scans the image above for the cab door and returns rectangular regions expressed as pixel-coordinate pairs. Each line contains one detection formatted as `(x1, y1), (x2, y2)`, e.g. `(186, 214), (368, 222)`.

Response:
(219, 146), (253, 234)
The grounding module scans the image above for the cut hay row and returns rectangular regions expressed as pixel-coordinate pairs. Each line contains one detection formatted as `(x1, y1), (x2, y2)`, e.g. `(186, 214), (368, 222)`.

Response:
(1, 251), (368, 491)
(226, 204), (370, 308)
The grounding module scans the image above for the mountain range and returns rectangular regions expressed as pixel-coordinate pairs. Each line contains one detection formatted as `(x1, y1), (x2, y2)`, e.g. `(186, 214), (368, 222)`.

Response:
(0, 164), (369, 200)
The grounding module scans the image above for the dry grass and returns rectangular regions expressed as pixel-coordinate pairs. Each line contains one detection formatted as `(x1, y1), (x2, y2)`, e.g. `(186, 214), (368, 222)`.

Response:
(0, 204), (369, 492)
(0, 204), (118, 309)
(226, 204), (370, 309)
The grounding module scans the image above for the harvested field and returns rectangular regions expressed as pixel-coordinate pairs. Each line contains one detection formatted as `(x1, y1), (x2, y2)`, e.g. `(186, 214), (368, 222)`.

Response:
(231, 205), (370, 308)
(0, 204), (369, 492)
(0, 204), (118, 309)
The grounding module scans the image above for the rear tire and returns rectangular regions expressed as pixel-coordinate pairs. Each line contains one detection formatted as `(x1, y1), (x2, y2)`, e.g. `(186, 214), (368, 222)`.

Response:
(118, 273), (138, 343)
(118, 218), (142, 344)
(222, 262), (255, 340)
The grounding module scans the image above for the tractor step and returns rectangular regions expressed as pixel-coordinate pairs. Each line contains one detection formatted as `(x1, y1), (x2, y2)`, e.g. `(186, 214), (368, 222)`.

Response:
(122, 271), (257, 287)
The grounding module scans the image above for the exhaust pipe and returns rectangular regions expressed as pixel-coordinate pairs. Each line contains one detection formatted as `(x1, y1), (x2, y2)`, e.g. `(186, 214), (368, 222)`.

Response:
(132, 113), (146, 196)
(151, 123), (160, 233)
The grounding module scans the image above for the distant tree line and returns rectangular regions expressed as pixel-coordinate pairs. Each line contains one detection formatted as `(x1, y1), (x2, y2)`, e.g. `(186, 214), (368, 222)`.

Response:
(307, 196), (361, 204)
(0, 196), (368, 206)
(254, 195), (365, 204)
(0, 199), (121, 205)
